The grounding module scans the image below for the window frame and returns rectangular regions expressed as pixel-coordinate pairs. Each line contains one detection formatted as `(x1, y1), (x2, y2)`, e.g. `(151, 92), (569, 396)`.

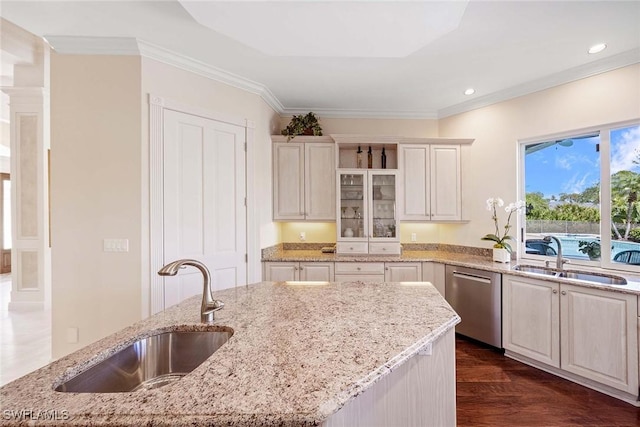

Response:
(518, 119), (640, 274)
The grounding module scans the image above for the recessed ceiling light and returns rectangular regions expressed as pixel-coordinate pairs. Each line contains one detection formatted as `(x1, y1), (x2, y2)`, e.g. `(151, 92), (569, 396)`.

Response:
(588, 43), (607, 54)
(464, 88), (475, 95)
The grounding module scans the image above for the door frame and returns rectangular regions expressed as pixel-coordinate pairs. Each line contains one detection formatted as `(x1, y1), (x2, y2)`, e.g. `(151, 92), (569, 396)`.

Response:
(148, 94), (256, 316)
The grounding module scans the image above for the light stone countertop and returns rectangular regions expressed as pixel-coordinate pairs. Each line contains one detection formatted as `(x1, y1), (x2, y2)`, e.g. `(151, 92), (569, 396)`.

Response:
(0, 281), (459, 426)
(262, 248), (640, 296)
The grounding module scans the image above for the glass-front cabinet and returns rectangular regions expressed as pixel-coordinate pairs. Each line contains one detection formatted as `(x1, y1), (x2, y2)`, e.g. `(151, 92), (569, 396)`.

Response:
(336, 169), (400, 255)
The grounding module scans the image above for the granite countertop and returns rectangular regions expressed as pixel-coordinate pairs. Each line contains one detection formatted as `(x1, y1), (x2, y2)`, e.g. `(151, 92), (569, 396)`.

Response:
(262, 246), (640, 296)
(0, 281), (459, 426)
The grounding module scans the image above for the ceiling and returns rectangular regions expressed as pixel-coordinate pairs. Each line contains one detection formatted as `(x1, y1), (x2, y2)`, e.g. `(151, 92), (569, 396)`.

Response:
(1, 0), (639, 119)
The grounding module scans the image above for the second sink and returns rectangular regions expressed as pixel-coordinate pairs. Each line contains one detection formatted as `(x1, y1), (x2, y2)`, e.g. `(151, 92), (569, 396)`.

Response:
(55, 329), (233, 393)
(513, 265), (627, 285)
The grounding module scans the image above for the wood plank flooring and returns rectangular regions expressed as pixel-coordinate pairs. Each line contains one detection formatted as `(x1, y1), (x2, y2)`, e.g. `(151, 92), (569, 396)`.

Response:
(456, 336), (640, 427)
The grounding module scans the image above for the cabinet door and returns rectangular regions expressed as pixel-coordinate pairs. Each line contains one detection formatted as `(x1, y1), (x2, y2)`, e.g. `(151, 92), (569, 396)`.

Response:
(337, 170), (368, 243)
(430, 145), (461, 221)
(422, 262), (445, 296)
(369, 171), (399, 243)
(273, 142), (305, 220)
(560, 284), (638, 394)
(384, 262), (422, 282)
(264, 262), (299, 281)
(398, 144), (430, 221)
(502, 275), (560, 367)
(300, 262), (334, 282)
(305, 143), (336, 220)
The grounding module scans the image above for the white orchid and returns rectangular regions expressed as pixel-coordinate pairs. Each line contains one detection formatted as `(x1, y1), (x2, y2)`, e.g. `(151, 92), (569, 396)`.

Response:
(482, 198), (526, 252)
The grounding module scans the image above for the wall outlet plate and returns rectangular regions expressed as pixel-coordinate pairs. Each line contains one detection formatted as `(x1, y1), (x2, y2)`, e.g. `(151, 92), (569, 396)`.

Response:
(299, 232), (306, 241)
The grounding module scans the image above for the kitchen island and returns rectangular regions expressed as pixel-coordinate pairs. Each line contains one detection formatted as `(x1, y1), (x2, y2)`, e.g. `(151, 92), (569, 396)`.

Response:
(0, 280), (460, 426)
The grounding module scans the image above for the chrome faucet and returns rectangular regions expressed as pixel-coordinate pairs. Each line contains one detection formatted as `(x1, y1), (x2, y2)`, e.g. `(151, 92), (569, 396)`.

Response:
(158, 259), (224, 323)
(543, 235), (569, 271)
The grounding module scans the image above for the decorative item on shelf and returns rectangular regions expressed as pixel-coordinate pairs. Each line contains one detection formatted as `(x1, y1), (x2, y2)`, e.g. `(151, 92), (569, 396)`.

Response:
(381, 146), (387, 169)
(481, 197), (526, 263)
(357, 146), (363, 168)
(344, 228), (354, 238)
(373, 185), (383, 200)
(344, 206), (355, 218)
(280, 112), (323, 141)
(367, 146), (373, 168)
(578, 240), (602, 260)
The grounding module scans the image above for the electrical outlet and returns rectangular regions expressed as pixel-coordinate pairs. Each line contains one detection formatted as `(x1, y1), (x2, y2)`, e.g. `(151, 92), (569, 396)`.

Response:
(411, 233), (417, 242)
(103, 238), (129, 252)
(299, 232), (306, 241)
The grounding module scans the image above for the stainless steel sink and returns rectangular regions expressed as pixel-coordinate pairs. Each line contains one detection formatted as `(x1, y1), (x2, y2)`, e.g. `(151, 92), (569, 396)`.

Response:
(558, 271), (627, 285)
(55, 329), (233, 393)
(512, 265), (627, 285)
(512, 264), (558, 276)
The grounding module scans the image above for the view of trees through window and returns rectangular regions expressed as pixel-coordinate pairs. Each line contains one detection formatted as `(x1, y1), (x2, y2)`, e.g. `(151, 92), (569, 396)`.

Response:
(523, 124), (640, 267)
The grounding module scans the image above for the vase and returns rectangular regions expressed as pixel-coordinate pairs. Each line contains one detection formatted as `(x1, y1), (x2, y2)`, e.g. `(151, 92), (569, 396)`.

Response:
(493, 248), (510, 263)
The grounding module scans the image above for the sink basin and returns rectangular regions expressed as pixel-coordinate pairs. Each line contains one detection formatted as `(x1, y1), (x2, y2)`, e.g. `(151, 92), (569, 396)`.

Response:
(558, 271), (627, 285)
(55, 329), (233, 393)
(512, 264), (558, 276)
(512, 265), (627, 285)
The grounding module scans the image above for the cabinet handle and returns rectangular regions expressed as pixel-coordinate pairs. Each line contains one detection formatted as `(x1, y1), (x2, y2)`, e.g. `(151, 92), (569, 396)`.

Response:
(294, 266), (298, 271)
(561, 291), (566, 295)
(357, 267), (361, 271)
(552, 289), (558, 294)
(382, 247), (386, 251)
(300, 266), (304, 270)
(385, 267), (389, 270)
(350, 247), (354, 251)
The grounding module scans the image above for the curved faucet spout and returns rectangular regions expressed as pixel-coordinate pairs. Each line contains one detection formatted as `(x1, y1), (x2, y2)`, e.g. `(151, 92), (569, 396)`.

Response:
(543, 235), (568, 271)
(158, 259), (224, 323)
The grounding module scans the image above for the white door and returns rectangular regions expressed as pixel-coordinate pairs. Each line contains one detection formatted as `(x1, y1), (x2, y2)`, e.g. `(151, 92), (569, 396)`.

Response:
(163, 110), (247, 308)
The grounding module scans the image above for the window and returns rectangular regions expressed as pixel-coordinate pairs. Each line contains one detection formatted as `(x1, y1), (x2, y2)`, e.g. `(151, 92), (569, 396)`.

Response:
(520, 121), (640, 272)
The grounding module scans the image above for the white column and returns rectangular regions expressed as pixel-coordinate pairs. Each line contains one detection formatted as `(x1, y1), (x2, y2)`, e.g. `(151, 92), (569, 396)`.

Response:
(1, 43), (51, 310)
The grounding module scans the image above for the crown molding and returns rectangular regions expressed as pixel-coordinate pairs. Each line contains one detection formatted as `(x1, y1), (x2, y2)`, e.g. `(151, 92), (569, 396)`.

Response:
(281, 108), (438, 120)
(438, 48), (640, 119)
(136, 39), (284, 114)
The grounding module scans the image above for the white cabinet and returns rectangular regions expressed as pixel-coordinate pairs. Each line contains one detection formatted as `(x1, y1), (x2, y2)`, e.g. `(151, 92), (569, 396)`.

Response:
(560, 284), (638, 394)
(384, 262), (422, 282)
(334, 262), (385, 282)
(336, 169), (399, 255)
(264, 262), (334, 282)
(422, 262), (446, 296)
(503, 275), (638, 396)
(398, 142), (470, 221)
(503, 275), (560, 367)
(272, 137), (335, 221)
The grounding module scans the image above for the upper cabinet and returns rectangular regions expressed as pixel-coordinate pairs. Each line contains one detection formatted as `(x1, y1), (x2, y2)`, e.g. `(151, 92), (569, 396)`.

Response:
(398, 139), (474, 222)
(272, 136), (336, 221)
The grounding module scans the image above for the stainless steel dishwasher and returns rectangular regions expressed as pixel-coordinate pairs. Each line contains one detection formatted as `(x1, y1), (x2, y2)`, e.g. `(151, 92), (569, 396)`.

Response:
(445, 265), (502, 348)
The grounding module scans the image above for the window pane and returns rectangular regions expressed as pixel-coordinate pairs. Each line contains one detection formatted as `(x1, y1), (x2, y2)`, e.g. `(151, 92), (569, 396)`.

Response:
(610, 124), (640, 266)
(524, 135), (601, 261)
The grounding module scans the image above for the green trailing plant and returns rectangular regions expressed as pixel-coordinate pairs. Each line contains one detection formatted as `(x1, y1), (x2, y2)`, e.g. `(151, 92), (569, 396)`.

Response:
(578, 240), (601, 260)
(281, 112), (323, 141)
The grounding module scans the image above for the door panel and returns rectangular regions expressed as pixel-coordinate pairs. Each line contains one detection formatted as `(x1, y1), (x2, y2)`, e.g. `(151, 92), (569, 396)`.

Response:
(163, 110), (246, 308)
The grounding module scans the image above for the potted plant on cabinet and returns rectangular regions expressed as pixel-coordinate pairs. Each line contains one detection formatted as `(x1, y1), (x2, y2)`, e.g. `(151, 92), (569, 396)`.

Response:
(281, 112), (323, 141)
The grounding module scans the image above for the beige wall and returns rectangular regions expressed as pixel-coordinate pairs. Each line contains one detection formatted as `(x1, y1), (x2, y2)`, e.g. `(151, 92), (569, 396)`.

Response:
(438, 64), (640, 250)
(50, 54), (143, 357)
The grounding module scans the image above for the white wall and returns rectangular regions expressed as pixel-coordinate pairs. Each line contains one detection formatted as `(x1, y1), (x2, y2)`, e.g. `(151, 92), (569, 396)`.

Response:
(438, 64), (640, 250)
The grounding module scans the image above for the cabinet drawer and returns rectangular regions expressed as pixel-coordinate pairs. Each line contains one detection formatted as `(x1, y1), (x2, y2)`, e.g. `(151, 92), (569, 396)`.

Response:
(335, 262), (385, 275)
(335, 274), (385, 283)
(336, 242), (368, 255)
(368, 242), (401, 255)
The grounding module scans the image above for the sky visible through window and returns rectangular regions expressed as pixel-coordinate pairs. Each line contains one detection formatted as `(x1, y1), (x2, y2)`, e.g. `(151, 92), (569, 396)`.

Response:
(526, 125), (640, 199)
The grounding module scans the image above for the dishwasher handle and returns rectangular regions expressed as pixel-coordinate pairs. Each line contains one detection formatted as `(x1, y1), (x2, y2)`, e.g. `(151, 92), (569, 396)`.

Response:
(452, 271), (492, 284)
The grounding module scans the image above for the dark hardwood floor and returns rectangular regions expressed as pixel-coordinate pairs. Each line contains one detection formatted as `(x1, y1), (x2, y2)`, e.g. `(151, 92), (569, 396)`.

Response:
(455, 336), (640, 427)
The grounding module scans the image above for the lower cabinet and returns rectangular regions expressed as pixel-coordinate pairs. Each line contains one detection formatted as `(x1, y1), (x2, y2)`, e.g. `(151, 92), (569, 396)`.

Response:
(263, 262), (334, 282)
(323, 328), (456, 427)
(503, 274), (639, 396)
(335, 262), (385, 282)
(384, 262), (422, 282)
(422, 262), (446, 296)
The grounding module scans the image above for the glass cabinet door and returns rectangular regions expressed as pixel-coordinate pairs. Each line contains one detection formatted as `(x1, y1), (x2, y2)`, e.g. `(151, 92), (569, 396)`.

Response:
(369, 172), (397, 240)
(338, 171), (366, 239)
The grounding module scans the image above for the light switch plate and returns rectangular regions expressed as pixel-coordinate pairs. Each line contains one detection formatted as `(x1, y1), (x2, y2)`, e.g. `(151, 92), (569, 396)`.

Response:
(103, 238), (129, 252)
